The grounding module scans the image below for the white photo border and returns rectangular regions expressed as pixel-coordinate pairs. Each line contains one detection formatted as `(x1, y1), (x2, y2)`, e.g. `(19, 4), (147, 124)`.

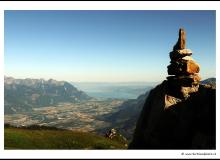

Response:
(0, 1), (219, 159)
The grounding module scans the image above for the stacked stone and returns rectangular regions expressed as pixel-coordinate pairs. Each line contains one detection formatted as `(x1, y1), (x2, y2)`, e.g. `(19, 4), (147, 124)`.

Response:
(167, 28), (201, 99)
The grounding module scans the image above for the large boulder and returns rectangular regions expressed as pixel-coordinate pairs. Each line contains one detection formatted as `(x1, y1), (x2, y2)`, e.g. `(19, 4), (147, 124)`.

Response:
(129, 81), (215, 149)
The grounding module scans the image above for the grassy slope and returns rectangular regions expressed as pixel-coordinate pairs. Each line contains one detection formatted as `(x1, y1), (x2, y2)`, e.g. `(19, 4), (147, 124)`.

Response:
(5, 128), (127, 149)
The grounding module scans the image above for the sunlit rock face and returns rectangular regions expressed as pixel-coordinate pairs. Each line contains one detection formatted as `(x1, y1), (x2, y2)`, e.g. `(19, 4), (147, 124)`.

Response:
(129, 29), (216, 149)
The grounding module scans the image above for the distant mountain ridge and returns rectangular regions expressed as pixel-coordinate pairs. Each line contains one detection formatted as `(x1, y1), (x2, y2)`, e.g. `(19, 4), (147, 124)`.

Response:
(4, 76), (91, 114)
(201, 77), (216, 86)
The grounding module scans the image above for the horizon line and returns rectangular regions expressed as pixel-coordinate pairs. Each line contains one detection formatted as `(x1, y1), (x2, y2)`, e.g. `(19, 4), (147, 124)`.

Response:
(4, 75), (215, 84)
(4, 75), (163, 83)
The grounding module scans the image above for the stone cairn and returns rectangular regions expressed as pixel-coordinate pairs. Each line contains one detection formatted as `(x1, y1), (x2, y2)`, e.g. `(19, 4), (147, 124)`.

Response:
(167, 28), (201, 99)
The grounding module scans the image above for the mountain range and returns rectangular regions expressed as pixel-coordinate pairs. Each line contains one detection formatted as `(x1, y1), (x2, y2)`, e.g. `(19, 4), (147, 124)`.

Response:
(4, 76), (91, 114)
(200, 77), (216, 86)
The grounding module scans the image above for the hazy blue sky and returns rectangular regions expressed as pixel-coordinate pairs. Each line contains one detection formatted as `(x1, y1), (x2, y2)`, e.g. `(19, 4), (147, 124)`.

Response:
(5, 10), (216, 82)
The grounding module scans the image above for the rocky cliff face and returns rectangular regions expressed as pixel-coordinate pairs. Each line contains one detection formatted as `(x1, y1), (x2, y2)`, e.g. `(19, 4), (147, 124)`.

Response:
(129, 28), (216, 149)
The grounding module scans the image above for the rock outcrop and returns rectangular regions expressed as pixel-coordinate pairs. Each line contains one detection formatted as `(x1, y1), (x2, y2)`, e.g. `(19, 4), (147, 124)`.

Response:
(129, 28), (216, 149)
(105, 128), (117, 139)
(105, 128), (129, 147)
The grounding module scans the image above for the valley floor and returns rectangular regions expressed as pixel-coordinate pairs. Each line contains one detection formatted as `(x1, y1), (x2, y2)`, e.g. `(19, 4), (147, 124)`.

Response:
(5, 100), (124, 133)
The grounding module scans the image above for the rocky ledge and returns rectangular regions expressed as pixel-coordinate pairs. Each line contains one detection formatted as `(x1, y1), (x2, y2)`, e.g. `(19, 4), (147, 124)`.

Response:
(129, 81), (215, 149)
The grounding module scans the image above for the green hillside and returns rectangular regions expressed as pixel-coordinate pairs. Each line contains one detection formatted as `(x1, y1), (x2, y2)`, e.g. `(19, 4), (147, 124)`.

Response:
(4, 127), (128, 149)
